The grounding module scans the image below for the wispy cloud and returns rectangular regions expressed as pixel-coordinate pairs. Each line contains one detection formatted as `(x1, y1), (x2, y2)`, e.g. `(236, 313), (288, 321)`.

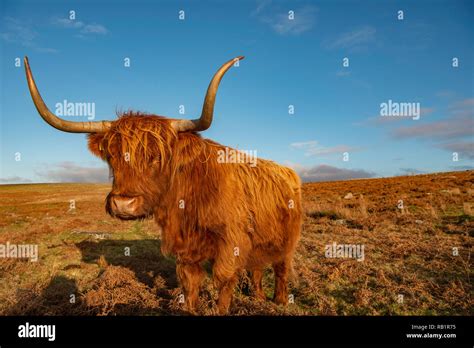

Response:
(81, 23), (108, 34)
(450, 97), (474, 110)
(54, 18), (84, 29)
(391, 98), (474, 160)
(0, 17), (58, 53)
(391, 114), (472, 140)
(36, 162), (109, 183)
(386, 21), (434, 52)
(365, 107), (435, 126)
(436, 90), (456, 99)
(449, 165), (474, 171)
(324, 25), (376, 50)
(0, 15), (108, 52)
(0, 176), (33, 184)
(251, 0), (272, 17)
(399, 168), (425, 175)
(290, 140), (359, 157)
(439, 141), (474, 159)
(336, 70), (351, 77)
(52, 17), (109, 36)
(253, 3), (317, 35)
(290, 140), (318, 149)
(289, 163), (375, 183)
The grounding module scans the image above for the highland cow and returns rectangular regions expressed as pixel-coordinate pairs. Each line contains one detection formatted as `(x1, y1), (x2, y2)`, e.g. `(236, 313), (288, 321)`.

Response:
(24, 56), (302, 314)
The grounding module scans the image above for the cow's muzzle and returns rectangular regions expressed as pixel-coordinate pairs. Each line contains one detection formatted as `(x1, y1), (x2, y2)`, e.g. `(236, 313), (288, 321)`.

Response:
(107, 194), (148, 220)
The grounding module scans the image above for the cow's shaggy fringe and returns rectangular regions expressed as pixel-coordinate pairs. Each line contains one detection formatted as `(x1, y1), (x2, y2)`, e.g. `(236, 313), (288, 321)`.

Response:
(88, 112), (302, 314)
(101, 113), (177, 173)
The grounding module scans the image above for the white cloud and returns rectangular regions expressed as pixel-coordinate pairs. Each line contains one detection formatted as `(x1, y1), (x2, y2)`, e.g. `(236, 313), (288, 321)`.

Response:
(449, 165), (474, 171)
(450, 97), (474, 110)
(436, 90), (455, 99)
(288, 163), (375, 183)
(251, 0), (272, 17)
(365, 107), (435, 126)
(290, 140), (318, 149)
(290, 140), (360, 157)
(439, 141), (474, 160)
(399, 168), (425, 175)
(392, 112), (472, 141)
(52, 17), (109, 36)
(53, 18), (84, 29)
(391, 97), (474, 159)
(254, 4), (317, 35)
(0, 176), (33, 184)
(81, 24), (108, 35)
(324, 26), (376, 50)
(336, 70), (351, 77)
(36, 162), (109, 183)
(0, 17), (58, 53)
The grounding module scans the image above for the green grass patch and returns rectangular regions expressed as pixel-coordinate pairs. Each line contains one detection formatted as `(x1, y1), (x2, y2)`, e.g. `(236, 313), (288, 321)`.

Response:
(308, 210), (343, 220)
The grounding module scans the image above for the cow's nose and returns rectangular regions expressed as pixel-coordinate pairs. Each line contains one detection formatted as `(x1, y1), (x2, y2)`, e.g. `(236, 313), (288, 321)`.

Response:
(111, 196), (138, 214)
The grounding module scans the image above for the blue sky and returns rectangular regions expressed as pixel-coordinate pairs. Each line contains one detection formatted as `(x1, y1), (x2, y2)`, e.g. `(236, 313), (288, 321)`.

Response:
(0, 0), (473, 183)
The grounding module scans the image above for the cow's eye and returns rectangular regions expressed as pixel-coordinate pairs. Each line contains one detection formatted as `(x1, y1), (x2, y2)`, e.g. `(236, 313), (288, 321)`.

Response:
(99, 143), (107, 157)
(152, 156), (160, 166)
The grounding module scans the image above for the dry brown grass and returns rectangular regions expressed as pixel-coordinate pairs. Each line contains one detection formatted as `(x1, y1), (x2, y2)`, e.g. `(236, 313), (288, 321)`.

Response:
(0, 171), (472, 315)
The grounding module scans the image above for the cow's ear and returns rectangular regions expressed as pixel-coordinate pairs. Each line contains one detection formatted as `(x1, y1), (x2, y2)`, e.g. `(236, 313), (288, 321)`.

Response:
(88, 133), (106, 159)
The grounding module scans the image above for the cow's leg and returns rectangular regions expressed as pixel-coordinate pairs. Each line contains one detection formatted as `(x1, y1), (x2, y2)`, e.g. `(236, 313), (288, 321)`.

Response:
(272, 260), (290, 305)
(176, 262), (204, 314)
(216, 274), (238, 314)
(213, 257), (238, 314)
(212, 234), (251, 314)
(251, 269), (266, 301)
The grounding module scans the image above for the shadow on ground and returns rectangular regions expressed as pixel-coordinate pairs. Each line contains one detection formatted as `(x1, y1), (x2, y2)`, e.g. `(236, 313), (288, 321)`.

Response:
(76, 239), (177, 288)
(6, 240), (183, 315)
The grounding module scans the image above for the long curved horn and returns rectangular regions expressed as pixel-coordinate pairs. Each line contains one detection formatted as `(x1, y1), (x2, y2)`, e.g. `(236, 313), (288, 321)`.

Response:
(172, 56), (244, 132)
(24, 57), (112, 133)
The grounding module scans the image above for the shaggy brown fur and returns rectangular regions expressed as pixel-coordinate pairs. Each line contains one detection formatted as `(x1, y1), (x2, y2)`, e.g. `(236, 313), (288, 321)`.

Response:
(88, 112), (302, 314)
